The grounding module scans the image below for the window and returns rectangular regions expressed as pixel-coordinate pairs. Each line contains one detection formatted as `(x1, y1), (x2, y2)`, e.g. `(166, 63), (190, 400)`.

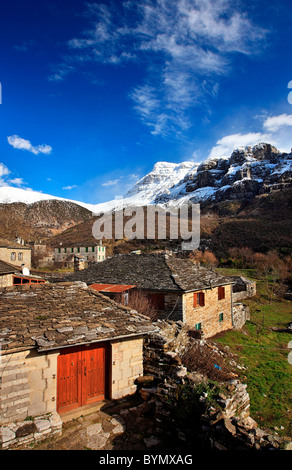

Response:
(18, 252), (23, 261)
(71, 248), (74, 253)
(92, 247), (95, 252)
(77, 247), (80, 253)
(195, 322), (201, 330)
(218, 286), (225, 300)
(11, 252), (16, 261)
(58, 248), (61, 253)
(85, 247), (88, 253)
(194, 291), (205, 307)
(219, 313), (224, 323)
(64, 248), (67, 253)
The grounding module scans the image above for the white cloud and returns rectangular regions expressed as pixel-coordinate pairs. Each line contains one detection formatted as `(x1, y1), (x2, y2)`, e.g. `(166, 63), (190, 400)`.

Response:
(208, 111), (292, 158)
(129, 173), (140, 181)
(62, 185), (78, 190)
(7, 135), (52, 155)
(102, 179), (121, 187)
(8, 178), (27, 187)
(0, 163), (10, 178)
(48, 64), (75, 82)
(0, 164), (28, 188)
(209, 132), (272, 158)
(263, 114), (292, 132)
(64, 0), (267, 136)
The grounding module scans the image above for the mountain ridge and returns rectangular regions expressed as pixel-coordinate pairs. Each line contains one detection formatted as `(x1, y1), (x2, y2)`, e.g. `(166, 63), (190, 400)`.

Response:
(1, 143), (291, 214)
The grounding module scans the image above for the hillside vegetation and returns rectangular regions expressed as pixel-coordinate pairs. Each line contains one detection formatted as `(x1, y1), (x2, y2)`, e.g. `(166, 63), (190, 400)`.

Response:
(214, 267), (292, 436)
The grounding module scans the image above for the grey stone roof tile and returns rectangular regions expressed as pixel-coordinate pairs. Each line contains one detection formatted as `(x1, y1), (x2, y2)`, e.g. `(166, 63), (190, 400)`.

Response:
(0, 282), (155, 353)
(63, 253), (232, 292)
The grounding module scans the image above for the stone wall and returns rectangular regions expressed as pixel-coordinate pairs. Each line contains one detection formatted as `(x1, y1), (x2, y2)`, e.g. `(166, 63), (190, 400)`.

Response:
(140, 321), (290, 451)
(233, 303), (250, 330)
(0, 247), (31, 270)
(182, 285), (233, 338)
(111, 337), (144, 400)
(164, 293), (183, 321)
(0, 349), (59, 426)
(0, 273), (13, 288)
(1, 412), (62, 449)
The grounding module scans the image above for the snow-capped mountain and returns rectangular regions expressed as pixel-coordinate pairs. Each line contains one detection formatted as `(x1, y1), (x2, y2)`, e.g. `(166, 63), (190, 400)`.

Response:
(0, 186), (100, 213)
(0, 143), (291, 215)
(153, 143), (292, 205)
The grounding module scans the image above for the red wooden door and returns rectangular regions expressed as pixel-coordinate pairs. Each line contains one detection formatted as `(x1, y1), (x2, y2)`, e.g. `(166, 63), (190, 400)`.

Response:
(82, 343), (106, 405)
(57, 343), (108, 413)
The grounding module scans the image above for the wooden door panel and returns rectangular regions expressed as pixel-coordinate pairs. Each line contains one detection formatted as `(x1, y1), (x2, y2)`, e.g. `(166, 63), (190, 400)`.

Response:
(82, 344), (106, 405)
(57, 343), (108, 413)
(57, 348), (80, 413)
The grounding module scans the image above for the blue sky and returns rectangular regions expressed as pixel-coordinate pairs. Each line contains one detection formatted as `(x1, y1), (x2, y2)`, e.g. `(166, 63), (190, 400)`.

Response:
(0, 0), (292, 204)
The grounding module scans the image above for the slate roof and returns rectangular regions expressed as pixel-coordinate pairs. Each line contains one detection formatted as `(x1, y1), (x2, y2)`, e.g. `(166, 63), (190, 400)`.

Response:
(0, 238), (31, 249)
(0, 282), (155, 354)
(0, 260), (19, 275)
(63, 253), (233, 293)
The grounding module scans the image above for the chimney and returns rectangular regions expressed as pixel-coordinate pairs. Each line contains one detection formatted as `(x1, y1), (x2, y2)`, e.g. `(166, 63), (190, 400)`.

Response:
(74, 255), (85, 272)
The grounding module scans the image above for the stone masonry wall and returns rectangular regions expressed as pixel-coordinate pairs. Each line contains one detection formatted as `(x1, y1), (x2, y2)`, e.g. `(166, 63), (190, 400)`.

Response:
(1, 412), (62, 449)
(111, 337), (144, 400)
(140, 322), (290, 450)
(233, 303), (250, 330)
(183, 285), (233, 338)
(0, 349), (58, 425)
(0, 273), (13, 288)
(0, 247), (31, 270)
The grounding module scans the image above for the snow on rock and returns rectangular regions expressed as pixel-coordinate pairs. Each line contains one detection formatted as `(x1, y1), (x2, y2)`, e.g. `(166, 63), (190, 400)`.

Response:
(0, 143), (291, 214)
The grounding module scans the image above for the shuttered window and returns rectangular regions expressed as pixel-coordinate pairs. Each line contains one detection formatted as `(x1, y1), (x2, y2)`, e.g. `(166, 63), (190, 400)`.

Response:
(218, 286), (225, 300)
(194, 292), (205, 307)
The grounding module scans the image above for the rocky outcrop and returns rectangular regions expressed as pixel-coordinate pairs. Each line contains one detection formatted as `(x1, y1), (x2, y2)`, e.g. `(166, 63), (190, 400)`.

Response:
(152, 143), (292, 205)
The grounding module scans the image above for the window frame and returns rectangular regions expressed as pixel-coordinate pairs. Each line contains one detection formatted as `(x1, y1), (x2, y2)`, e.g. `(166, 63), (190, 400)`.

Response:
(218, 286), (225, 300)
(194, 291), (205, 308)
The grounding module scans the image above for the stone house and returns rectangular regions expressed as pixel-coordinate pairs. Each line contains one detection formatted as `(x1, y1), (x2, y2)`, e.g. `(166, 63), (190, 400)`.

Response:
(0, 260), (16, 288)
(0, 259), (45, 288)
(226, 276), (257, 302)
(54, 243), (106, 266)
(0, 238), (32, 270)
(0, 282), (154, 448)
(64, 253), (236, 339)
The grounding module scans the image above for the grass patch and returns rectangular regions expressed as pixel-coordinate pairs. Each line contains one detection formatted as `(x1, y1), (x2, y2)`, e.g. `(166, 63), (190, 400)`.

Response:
(213, 268), (292, 437)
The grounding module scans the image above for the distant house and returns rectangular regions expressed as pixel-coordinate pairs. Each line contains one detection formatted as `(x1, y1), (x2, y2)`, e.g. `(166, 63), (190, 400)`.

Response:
(0, 238), (32, 270)
(0, 260), (16, 288)
(225, 275), (257, 302)
(90, 283), (137, 305)
(64, 253), (236, 339)
(0, 282), (154, 449)
(54, 243), (106, 266)
(0, 259), (45, 288)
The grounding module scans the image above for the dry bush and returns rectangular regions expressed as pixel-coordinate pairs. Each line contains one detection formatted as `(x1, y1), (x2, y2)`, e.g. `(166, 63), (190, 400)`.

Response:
(189, 250), (218, 267)
(181, 342), (235, 382)
(118, 290), (159, 321)
(228, 246), (255, 268)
